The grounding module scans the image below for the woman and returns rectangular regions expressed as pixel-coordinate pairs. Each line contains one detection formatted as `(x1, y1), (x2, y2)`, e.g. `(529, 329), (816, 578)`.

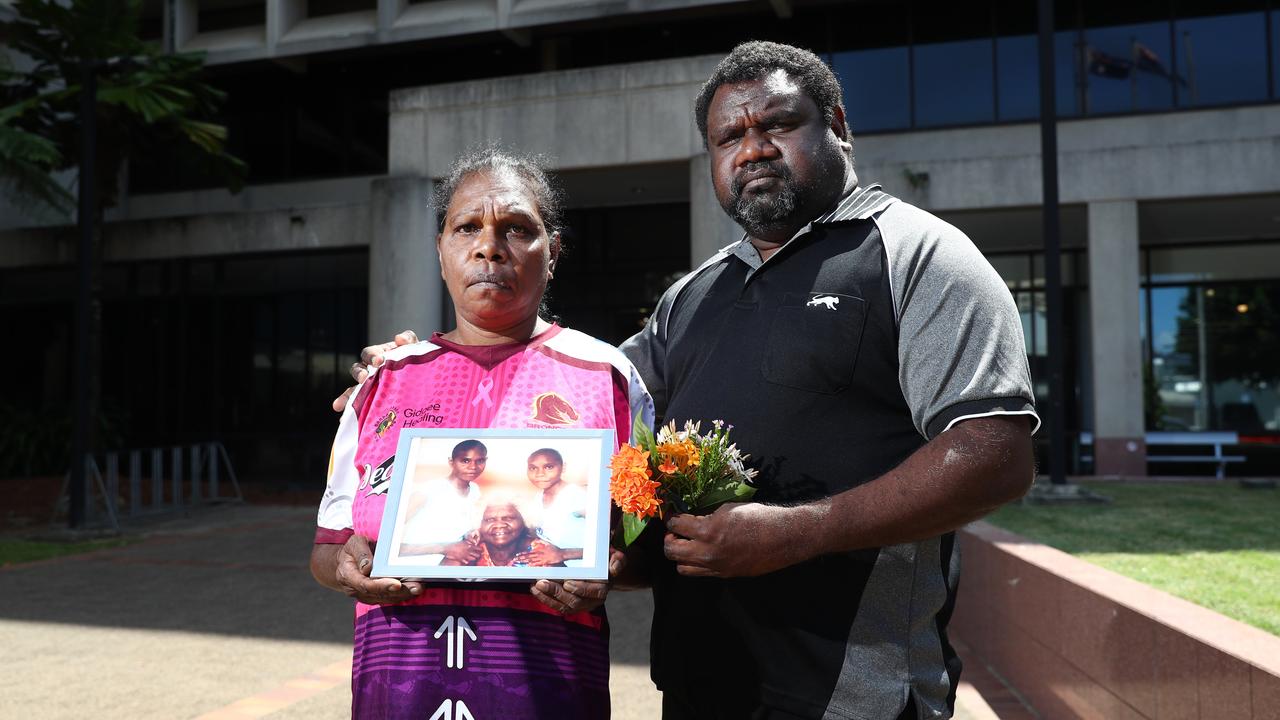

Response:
(310, 148), (654, 719)
(518, 447), (587, 567)
(441, 500), (564, 567)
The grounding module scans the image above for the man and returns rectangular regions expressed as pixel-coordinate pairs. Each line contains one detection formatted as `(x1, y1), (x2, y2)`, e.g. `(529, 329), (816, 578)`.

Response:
(614, 42), (1038, 719)
(345, 41), (1036, 720)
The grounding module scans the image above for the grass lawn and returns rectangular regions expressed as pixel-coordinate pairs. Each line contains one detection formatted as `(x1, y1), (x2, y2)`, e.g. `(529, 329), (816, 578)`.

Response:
(987, 482), (1280, 636)
(0, 536), (137, 568)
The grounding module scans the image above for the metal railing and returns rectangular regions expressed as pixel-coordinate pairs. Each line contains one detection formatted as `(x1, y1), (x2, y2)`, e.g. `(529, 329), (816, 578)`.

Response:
(53, 442), (243, 530)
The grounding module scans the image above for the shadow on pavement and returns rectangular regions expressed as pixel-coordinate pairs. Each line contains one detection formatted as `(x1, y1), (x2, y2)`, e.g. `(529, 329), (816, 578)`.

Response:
(0, 503), (660, 667)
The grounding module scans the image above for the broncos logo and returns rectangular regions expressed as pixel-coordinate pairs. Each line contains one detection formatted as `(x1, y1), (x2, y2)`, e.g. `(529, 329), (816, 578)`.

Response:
(531, 392), (579, 426)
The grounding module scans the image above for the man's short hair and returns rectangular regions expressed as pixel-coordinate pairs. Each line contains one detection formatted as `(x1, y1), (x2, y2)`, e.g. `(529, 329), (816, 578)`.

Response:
(451, 439), (487, 459)
(694, 41), (848, 148)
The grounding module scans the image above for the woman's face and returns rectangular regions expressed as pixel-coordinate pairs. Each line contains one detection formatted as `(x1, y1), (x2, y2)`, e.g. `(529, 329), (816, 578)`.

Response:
(527, 453), (564, 490)
(479, 503), (527, 549)
(437, 170), (559, 332)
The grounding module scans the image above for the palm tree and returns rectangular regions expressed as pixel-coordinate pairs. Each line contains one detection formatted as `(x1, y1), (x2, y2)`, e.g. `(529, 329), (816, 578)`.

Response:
(0, 0), (245, 526)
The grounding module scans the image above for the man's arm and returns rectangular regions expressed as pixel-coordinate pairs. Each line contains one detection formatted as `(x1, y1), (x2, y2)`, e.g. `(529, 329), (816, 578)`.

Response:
(663, 414), (1034, 578)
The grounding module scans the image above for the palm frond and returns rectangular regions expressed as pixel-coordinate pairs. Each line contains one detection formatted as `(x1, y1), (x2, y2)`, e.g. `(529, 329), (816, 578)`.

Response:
(0, 121), (74, 218)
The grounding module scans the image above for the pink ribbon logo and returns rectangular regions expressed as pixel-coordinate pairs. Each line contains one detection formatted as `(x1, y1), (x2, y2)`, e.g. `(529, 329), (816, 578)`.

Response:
(471, 377), (495, 408)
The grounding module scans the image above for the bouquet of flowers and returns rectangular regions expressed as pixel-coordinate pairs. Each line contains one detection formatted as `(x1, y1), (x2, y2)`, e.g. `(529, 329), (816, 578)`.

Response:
(609, 417), (758, 545)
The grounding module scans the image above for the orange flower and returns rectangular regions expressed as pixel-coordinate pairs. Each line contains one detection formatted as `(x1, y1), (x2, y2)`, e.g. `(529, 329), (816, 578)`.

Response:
(609, 444), (662, 519)
(657, 459), (678, 474)
(656, 439), (700, 473)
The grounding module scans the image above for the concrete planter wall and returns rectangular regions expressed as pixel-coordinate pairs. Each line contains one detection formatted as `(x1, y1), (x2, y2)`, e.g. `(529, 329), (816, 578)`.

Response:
(952, 521), (1280, 719)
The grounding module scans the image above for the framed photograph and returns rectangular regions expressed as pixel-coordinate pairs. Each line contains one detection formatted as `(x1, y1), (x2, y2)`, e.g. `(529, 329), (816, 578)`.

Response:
(371, 428), (616, 581)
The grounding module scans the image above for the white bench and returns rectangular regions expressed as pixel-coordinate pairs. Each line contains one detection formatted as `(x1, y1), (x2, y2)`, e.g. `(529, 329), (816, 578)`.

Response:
(1078, 431), (1246, 479)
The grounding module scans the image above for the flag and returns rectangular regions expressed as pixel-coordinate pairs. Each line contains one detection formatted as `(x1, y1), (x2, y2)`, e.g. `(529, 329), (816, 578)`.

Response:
(1086, 47), (1131, 79)
(1134, 42), (1187, 86)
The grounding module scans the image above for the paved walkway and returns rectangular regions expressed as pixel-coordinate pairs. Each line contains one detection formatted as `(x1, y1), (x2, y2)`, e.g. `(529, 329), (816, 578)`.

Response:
(0, 505), (1002, 719)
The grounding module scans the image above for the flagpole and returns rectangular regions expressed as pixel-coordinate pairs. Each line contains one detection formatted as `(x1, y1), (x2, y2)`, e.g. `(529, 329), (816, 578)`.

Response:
(1130, 37), (1138, 110)
(1183, 30), (1198, 105)
(1038, 0), (1068, 486)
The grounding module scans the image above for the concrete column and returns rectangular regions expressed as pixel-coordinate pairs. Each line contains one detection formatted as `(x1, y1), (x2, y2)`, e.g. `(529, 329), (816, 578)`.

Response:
(368, 176), (442, 343)
(1088, 199), (1146, 476)
(388, 109), (430, 177)
(172, 0), (197, 49)
(689, 154), (741, 267)
(376, 0), (406, 35)
(267, 0), (305, 50)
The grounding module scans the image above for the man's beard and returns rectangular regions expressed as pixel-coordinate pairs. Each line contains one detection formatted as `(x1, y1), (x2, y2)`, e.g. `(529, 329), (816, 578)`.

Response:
(725, 161), (806, 236)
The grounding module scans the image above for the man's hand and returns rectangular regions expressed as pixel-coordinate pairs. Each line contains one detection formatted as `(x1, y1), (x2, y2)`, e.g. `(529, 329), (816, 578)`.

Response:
(335, 534), (423, 604)
(663, 503), (819, 578)
(331, 330), (419, 412)
(530, 579), (608, 614)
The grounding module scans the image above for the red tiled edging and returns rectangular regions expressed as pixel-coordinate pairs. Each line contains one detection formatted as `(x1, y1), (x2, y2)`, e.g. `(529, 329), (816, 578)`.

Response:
(952, 521), (1280, 720)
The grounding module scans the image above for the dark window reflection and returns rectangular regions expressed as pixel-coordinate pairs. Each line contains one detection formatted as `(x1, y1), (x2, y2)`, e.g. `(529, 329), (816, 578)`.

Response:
(1274, 11), (1280, 99)
(1082, 21), (1175, 113)
(914, 38), (995, 126)
(997, 35), (1040, 120)
(1175, 12), (1269, 107)
(833, 47), (912, 132)
(0, 250), (375, 485)
(554, 203), (690, 345)
(1056, 31), (1084, 117)
(1146, 283), (1280, 433)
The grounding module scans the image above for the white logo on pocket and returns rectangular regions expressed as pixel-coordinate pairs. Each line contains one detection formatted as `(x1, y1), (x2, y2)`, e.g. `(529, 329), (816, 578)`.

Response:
(806, 295), (840, 310)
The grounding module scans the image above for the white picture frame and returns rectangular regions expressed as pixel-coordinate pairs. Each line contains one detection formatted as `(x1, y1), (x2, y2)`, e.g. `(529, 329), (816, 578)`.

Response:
(371, 428), (615, 581)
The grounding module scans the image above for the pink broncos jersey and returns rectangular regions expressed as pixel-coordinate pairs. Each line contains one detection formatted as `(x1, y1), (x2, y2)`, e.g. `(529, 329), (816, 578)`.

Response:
(316, 325), (654, 720)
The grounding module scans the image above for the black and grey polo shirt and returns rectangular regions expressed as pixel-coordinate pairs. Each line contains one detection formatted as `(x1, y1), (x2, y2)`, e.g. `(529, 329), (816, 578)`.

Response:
(620, 185), (1038, 720)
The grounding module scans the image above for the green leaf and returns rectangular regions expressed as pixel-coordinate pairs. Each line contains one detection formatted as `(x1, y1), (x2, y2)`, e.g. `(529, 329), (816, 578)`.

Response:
(690, 483), (756, 512)
(621, 513), (649, 546)
(632, 411), (655, 450)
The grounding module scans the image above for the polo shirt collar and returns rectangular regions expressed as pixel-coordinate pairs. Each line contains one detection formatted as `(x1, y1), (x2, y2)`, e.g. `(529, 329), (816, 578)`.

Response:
(725, 184), (894, 270)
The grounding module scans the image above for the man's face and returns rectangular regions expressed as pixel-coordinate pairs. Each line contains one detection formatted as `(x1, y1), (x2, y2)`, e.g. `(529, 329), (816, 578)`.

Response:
(479, 503), (526, 549)
(449, 448), (487, 483)
(705, 70), (849, 239)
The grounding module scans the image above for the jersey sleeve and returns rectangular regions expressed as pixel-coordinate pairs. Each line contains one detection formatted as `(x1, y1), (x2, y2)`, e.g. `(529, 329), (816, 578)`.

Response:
(620, 304), (669, 422)
(315, 388), (363, 544)
(877, 202), (1041, 440)
(622, 353), (657, 444)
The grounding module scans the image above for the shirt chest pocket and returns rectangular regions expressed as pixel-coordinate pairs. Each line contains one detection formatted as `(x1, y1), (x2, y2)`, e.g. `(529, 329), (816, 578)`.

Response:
(761, 292), (868, 394)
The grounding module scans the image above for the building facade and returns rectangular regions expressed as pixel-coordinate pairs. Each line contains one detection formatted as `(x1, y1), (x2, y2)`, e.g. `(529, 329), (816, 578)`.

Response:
(3, 0), (1279, 482)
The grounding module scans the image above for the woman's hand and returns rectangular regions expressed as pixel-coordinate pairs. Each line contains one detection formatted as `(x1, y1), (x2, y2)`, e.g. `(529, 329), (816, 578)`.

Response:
(530, 579), (608, 614)
(527, 547), (633, 613)
(335, 534), (423, 604)
(513, 543), (567, 567)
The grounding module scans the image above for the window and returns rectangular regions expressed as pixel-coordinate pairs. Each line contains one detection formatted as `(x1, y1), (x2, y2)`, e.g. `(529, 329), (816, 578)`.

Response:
(1175, 11), (1269, 107)
(197, 0), (264, 33)
(833, 48), (912, 132)
(913, 2), (996, 127)
(996, 34), (1041, 121)
(1082, 21), (1175, 113)
(1273, 10), (1280, 99)
(1142, 244), (1280, 433)
(914, 38), (996, 126)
